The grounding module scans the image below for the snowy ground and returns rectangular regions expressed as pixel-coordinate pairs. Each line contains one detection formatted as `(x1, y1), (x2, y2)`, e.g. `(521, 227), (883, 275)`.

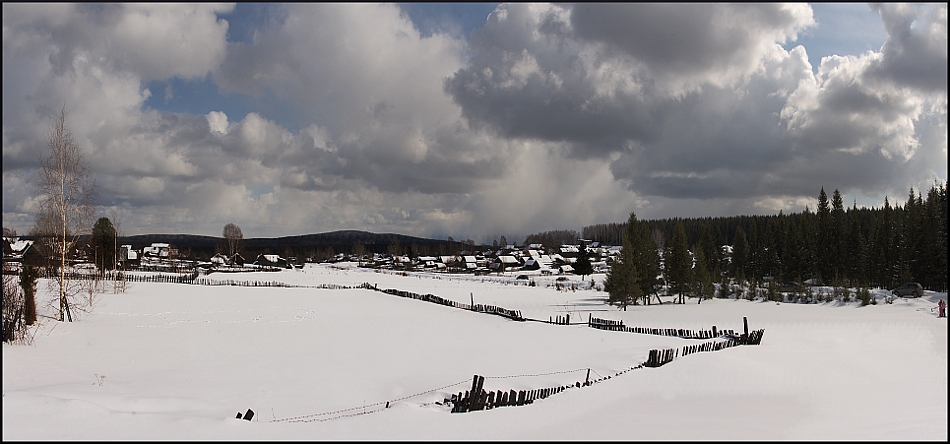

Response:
(3, 262), (947, 440)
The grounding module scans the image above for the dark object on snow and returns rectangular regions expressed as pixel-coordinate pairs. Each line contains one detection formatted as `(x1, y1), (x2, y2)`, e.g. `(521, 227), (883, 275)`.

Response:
(235, 412), (242, 419)
(891, 282), (923, 298)
(243, 409), (254, 421)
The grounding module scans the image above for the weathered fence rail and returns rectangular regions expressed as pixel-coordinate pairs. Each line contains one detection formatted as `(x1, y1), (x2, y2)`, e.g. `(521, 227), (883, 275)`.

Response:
(450, 323), (765, 414)
(358, 283), (525, 322)
(450, 374), (572, 413)
(589, 315), (744, 340)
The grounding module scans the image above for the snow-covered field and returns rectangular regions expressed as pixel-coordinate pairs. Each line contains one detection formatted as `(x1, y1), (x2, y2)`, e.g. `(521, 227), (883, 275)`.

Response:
(3, 263), (947, 440)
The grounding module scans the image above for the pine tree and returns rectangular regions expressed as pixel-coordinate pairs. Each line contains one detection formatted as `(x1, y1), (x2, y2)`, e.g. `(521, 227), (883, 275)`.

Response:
(746, 219), (773, 296)
(573, 246), (594, 278)
(831, 189), (846, 283)
(849, 213), (866, 286)
(604, 213), (642, 309)
(816, 187), (832, 283)
(870, 197), (896, 288)
(798, 206), (818, 284)
(732, 226), (748, 284)
(91, 217), (117, 275)
(698, 223), (719, 282)
(666, 220), (691, 304)
(635, 221), (662, 304)
(693, 248), (714, 302)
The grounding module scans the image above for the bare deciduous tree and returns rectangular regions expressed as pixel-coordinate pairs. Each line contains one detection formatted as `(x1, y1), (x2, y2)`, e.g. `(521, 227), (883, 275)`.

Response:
(108, 209), (128, 294)
(2, 259), (25, 343)
(223, 223), (244, 260)
(35, 105), (97, 322)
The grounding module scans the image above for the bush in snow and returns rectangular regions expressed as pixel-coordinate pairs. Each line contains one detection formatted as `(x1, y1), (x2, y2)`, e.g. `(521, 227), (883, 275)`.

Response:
(857, 286), (872, 306)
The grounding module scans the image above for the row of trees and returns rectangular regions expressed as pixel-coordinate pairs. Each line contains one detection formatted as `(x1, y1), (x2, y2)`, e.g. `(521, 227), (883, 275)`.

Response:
(603, 183), (948, 307)
(523, 229), (581, 250)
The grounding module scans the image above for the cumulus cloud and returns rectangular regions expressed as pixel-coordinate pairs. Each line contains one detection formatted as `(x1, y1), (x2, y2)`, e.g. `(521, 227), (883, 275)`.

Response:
(207, 111), (229, 134)
(866, 3), (947, 93)
(446, 3), (946, 208)
(211, 4), (518, 198)
(2, 3), (946, 241)
(778, 4), (946, 198)
(571, 3), (815, 93)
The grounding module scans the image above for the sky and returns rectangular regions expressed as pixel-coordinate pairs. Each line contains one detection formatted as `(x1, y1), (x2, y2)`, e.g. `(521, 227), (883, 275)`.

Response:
(2, 3), (947, 243)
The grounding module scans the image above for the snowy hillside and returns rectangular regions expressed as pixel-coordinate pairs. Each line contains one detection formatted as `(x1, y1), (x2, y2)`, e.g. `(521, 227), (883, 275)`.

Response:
(3, 263), (947, 440)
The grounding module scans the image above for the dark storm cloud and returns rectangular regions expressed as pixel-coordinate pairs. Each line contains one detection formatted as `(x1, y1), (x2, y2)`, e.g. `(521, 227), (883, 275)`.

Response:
(570, 4), (808, 81)
(865, 3), (947, 93)
(3, 3), (945, 240)
(443, 3), (670, 158)
(445, 3), (945, 205)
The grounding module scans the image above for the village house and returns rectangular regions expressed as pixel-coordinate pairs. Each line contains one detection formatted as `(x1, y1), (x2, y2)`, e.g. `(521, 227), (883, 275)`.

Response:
(254, 254), (290, 269)
(2, 237), (33, 263)
(489, 255), (521, 272)
(118, 245), (140, 269)
(211, 253), (249, 267)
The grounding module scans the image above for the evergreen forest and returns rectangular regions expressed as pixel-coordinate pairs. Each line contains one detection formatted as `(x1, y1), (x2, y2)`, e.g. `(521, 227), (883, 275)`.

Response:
(585, 183), (948, 293)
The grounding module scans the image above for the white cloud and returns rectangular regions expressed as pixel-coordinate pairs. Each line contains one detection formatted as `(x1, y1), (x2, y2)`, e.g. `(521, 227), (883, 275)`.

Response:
(2, 3), (945, 240)
(207, 111), (229, 134)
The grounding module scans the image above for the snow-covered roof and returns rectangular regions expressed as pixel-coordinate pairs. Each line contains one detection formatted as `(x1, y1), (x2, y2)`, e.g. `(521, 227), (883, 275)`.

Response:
(496, 255), (519, 264)
(8, 239), (33, 253)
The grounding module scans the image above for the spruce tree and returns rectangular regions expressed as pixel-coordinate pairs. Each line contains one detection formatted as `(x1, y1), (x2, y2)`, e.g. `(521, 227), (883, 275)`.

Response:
(732, 226), (748, 284)
(846, 213), (867, 286)
(831, 189), (846, 283)
(91, 217), (117, 275)
(698, 223), (719, 282)
(816, 187), (831, 283)
(573, 246), (594, 278)
(604, 213), (643, 309)
(693, 248), (714, 302)
(666, 220), (691, 304)
(635, 221), (662, 304)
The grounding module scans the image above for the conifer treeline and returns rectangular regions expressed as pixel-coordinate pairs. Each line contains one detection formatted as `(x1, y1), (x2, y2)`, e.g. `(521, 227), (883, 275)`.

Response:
(523, 230), (580, 249)
(585, 183), (948, 291)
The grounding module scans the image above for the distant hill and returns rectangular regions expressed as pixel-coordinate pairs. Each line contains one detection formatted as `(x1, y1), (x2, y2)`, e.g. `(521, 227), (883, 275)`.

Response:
(114, 230), (469, 259)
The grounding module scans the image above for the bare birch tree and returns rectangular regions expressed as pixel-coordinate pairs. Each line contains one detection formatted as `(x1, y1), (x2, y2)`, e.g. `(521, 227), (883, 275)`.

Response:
(223, 223), (244, 262)
(35, 105), (97, 322)
(108, 209), (128, 294)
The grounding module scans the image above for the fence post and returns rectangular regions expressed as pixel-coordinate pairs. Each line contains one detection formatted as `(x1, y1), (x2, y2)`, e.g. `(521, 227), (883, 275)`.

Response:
(743, 316), (749, 342)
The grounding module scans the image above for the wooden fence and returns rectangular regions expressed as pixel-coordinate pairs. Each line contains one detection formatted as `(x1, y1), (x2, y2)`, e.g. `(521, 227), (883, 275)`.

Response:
(359, 283), (525, 322)
(450, 374), (573, 413)
(450, 326), (766, 414)
(643, 328), (765, 368)
(589, 315), (741, 340)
